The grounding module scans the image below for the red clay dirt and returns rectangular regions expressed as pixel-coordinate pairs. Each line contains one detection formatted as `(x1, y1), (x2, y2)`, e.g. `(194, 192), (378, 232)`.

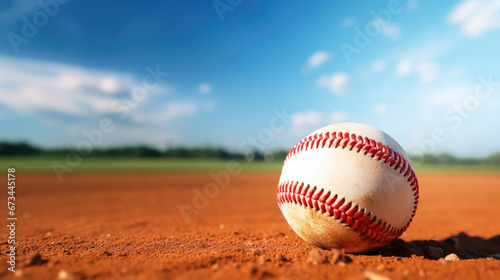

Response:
(1, 171), (500, 279)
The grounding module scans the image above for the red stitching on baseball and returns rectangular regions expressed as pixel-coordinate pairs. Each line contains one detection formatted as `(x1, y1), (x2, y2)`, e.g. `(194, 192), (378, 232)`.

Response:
(279, 131), (420, 244)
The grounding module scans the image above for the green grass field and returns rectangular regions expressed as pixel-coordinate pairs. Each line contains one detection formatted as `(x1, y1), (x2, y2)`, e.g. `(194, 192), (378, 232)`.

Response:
(1, 156), (499, 174)
(0, 157), (283, 173)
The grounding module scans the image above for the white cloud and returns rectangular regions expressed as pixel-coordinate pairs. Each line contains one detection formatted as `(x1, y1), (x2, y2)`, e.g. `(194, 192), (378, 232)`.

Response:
(329, 111), (347, 123)
(0, 56), (142, 117)
(448, 0), (500, 36)
(373, 18), (401, 39)
(396, 59), (439, 83)
(198, 83), (212, 94)
(446, 65), (466, 78)
(292, 111), (322, 126)
(129, 98), (214, 126)
(100, 127), (180, 148)
(396, 60), (412, 76)
(202, 101), (215, 112)
(426, 84), (473, 106)
(0, 1), (39, 25)
(307, 51), (330, 69)
(373, 103), (388, 114)
(318, 72), (349, 94)
(99, 77), (120, 93)
(372, 60), (386, 72)
(291, 111), (322, 134)
(415, 61), (439, 83)
(407, 0), (419, 11)
(396, 41), (450, 63)
(342, 17), (355, 27)
(149, 101), (197, 123)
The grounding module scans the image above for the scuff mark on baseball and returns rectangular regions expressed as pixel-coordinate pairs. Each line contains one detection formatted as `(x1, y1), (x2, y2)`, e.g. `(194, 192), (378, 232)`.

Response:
(277, 123), (419, 253)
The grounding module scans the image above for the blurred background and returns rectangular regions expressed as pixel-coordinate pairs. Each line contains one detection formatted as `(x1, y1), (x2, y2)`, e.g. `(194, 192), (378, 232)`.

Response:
(1, 0), (499, 171)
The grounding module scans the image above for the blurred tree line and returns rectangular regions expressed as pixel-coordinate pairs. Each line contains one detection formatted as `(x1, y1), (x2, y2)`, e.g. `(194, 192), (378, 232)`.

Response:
(410, 153), (500, 165)
(0, 142), (289, 162)
(1, 142), (499, 165)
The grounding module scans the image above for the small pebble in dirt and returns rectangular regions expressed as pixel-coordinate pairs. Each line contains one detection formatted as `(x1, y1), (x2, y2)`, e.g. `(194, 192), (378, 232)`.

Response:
(245, 264), (258, 276)
(219, 224), (224, 230)
(444, 253), (460, 262)
(102, 251), (112, 256)
(438, 258), (448, 265)
(306, 249), (327, 265)
(258, 255), (268, 265)
(253, 249), (261, 256)
(330, 248), (351, 265)
(376, 264), (386, 271)
(275, 253), (285, 262)
(419, 270), (426, 277)
(58, 270), (74, 280)
(423, 245), (444, 260)
(211, 264), (219, 270)
(364, 270), (392, 280)
(25, 252), (48, 266)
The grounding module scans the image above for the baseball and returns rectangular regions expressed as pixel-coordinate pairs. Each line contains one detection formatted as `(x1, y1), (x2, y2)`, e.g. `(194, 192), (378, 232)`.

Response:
(277, 123), (419, 253)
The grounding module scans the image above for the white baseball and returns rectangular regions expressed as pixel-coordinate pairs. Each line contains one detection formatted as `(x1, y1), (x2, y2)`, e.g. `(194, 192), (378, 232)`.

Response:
(277, 123), (419, 253)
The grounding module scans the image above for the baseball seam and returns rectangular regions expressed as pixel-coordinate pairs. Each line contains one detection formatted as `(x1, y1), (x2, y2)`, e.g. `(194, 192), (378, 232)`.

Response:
(277, 131), (419, 244)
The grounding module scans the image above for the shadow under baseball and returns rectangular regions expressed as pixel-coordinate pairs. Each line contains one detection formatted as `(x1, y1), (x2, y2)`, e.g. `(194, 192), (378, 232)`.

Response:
(363, 232), (500, 260)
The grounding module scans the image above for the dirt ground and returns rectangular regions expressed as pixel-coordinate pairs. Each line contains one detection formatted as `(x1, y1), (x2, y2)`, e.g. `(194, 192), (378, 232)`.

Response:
(1, 171), (500, 279)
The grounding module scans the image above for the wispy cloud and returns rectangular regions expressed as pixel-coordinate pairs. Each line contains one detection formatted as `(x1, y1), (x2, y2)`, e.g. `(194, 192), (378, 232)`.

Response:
(98, 127), (180, 148)
(306, 51), (330, 69)
(341, 17), (355, 27)
(0, 56), (140, 117)
(448, 0), (500, 36)
(291, 111), (322, 135)
(329, 111), (347, 123)
(134, 101), (198, 124)
(396, 60), (412, 76)
(415, 61), (439, 83)
(396, 59), (438, 83)
(0, 1), (40, 25)
(373, 18), (401, 39)
(318, 72), (349, 94)
(373, 102), (388, 114)
(426, 84), (472, 106)
(407, 0), (419, 11)
(198, 83), (212, 94)
(291, 110), (348, 134)
(372, 60), (387, 72)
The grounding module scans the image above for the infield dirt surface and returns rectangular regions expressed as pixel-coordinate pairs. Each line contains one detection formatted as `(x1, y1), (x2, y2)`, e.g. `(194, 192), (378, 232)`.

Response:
(2, 172), (500, 279)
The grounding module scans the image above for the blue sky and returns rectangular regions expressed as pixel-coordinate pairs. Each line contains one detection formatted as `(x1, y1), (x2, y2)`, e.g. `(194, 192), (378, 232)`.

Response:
(0, 0), (499, 157)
